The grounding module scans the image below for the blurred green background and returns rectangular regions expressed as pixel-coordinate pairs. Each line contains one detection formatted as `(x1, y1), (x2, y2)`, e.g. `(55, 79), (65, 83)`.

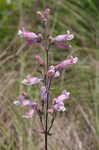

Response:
(0, 0), (99, 150)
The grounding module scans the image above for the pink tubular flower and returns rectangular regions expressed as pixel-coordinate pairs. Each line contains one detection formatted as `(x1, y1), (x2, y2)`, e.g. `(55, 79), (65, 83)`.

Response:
(56, 56), (78, 69)
(20, 100), (37, 106)
(55, 43), (71, 49)
(36, 55), (44, 65)
(53, 90), (70, 104)
(13, 95), (37, 106)
(23, 107), (35, 118)
(22, 75), (43, 85)
(18, 28), (42, 39)
(57, 90), (70, 102)
(13, 94), (37, 118)
(50, 30), (74, 42)
(44, 8), (50, 16)
(52, 90), (70, 112)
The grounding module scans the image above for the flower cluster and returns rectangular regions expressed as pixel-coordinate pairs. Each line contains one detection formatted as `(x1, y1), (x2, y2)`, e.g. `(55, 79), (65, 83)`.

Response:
(14, 93), (37, 118)
(48, 90), (70, 113)
(37, 8), (50, 20)
(14, 8), (78, 139)
(49, 30), (74, 49)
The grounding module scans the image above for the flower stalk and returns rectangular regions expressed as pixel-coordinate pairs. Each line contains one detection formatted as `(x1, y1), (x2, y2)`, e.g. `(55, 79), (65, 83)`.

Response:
(14, 8), (78, 150)
(45, 19), (50, 150)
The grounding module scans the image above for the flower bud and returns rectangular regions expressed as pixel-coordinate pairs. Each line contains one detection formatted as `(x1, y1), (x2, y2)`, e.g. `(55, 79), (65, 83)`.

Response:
(37, 11), (44, 19)
(47, 69), (55, 77)
(44, 8), (50, 16)
(48, 108), (54, 114)
(47, 65), (55, 77)
(36, 55), (44, 65)
(22, 91), (28, 97)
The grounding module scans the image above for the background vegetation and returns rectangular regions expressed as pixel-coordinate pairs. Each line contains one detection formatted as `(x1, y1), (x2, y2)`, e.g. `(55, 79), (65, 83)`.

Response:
(0, 0), (98, 150)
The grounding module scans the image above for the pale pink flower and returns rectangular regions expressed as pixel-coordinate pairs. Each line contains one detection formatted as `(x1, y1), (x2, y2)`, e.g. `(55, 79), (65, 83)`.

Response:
(22, 75), (43, 85)
(36, 55), (44, 65)
(18, 29), (42, 39)
(50, 30), (74, 42)
(57, 95), (68, 102)
(13, 98), (36, 106)
(53, 90), (70, 104)
(23, 107), (35, 118)
(44, 8), (50, 16)
(13, 95), (37, 106)
(56, 56), (78, 69)
(56, 90), (70, 102)
(52, 90), (69, 112)
(20, 101), (37, 106)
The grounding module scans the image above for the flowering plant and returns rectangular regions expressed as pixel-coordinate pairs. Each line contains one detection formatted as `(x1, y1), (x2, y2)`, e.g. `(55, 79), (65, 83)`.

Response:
(14, 8), (78, 150)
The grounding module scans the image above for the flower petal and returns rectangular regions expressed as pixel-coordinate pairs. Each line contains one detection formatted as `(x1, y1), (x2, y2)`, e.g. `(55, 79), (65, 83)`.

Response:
(21, 100), (37, 106)
(56, 43), (71, 49)
(22, 76), (43, 85)
(50, 30), (74, 42)
(23, 108), (35, 118)
(56, 56), (78, 69)
(27, 39), (37, 44)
